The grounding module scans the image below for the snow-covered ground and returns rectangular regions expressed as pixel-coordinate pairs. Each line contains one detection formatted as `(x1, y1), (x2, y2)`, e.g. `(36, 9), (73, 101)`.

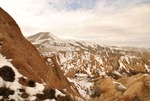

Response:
(0, 54), (45, 100)
(0, 53), (66, 101)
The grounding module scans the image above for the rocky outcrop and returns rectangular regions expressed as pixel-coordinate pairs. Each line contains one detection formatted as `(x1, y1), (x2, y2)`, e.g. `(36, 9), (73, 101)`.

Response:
(91, 74), (150, 101)
(0, 7), (80, 100)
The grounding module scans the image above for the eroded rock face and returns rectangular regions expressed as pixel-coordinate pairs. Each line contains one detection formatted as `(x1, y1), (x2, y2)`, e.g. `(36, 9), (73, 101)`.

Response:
(27, 32), (150, 80)
(28, 32), (150, 100)
(92, 74), (150, 101)
(0, 7), (79, 98)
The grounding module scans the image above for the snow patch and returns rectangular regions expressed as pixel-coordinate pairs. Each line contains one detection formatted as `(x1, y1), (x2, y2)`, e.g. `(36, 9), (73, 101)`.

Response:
(68, 77), (93, 99)
(145, 64), (150, 72)
(113, 81), (127, 91)
(55, 89), (65, 97)
(0, 53), (45, 100)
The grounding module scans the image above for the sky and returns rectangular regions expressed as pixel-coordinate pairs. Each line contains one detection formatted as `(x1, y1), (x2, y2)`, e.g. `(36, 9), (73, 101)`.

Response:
(0, 0), (150, 48)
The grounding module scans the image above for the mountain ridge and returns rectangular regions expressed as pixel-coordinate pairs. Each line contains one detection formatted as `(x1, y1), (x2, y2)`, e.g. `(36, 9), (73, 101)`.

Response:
(28, 32), (150, 100)
(28, 32), (150, 52)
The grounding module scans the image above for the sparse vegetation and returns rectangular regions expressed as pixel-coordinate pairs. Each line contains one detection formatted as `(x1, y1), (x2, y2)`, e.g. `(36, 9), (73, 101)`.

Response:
(56, 94), (72, 101)
(19, 88), (29, 99)
(21, 92), (29, 99)
(0, 65), (15, 82)
(36, 88), (73, 101)
(28, 80), (36, 87)
(36, 88), (56, 100)
(0, 87), (14, 100)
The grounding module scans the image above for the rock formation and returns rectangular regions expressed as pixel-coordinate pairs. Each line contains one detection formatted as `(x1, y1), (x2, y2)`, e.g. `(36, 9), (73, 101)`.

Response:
(28, 32), (150, 100)
(91, 74), (150, 101)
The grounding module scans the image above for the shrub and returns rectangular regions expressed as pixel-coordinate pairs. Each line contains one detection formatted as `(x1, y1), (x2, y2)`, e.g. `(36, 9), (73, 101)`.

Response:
(36, 88), (56, 100)
(56, 94), (72, 101)
(21, 92), (29, 99)
(0, 87), (14, 100)
(28, 80), (36, 87)
(18, 77), (28, 86)
(19, 89), (25, 92)
(19, 88), (29, 99)
(0, 65), (15, 82)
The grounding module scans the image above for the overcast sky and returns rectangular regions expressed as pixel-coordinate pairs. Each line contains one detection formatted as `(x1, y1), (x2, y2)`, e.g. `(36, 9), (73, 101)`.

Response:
(0, 0), (150, 47)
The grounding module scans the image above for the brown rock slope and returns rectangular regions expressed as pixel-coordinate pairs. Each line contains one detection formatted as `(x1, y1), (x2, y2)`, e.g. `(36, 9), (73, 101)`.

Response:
(0, 7), (78, 97)
(91, 74), (150, 101)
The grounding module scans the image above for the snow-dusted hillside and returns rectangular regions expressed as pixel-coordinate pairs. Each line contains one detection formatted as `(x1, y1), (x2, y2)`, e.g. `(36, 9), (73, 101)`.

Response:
(0, 53), (70, 101)
(0, 8), (82, 101)
(27, 32), (150, 100)
(0, 33), (77, 100)
(27, 32), (150, 78)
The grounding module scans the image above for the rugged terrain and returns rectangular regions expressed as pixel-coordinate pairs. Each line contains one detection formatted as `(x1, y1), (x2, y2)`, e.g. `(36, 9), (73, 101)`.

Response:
(0, 7), (81, 101)
(28, 32), (150, 101)
(0, 6), (149, 101)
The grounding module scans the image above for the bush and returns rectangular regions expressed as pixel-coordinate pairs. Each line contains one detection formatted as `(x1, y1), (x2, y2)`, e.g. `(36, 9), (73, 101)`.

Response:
(36, 88), (56, 100)
(0, 65), (15, 82)
(19, 89), (25, 92)
(56, 95), (72, 101)
(21, 92), (29, 99)
(0, 87), (14, 100)
(19, 88), (29, 99)
(28, 80), (36, 87)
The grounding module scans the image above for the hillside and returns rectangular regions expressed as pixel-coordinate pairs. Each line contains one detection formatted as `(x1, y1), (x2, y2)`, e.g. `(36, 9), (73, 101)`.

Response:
(0, 7), (81, 101)
(28, 32), (150, 100)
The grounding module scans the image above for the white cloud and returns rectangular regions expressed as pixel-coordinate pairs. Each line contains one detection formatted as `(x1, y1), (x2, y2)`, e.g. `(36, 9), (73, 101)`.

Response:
(0, 0), (150, 47)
